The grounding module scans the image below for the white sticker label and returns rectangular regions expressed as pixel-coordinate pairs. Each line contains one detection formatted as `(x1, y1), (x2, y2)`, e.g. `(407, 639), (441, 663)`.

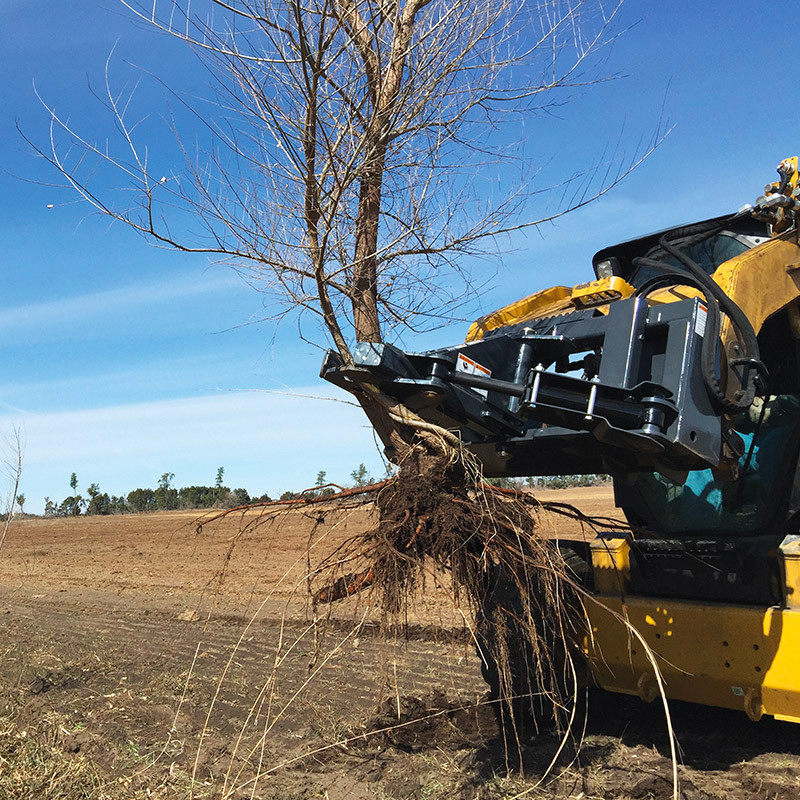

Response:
(695, 302), (708, 338)
(456, 353), (492, 398)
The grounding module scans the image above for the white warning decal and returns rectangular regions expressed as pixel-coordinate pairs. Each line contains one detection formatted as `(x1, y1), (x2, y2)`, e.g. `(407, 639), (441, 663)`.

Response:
(695, 302), (708, 338)
(456, 353), (492, 398)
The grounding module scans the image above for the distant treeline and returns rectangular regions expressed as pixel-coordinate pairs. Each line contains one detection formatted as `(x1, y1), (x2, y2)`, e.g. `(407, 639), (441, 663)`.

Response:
(13, 465), (607, 519)
(33, 464), (377, 517)
(487, 474), (611, 490)
(44, 484), (264, 517)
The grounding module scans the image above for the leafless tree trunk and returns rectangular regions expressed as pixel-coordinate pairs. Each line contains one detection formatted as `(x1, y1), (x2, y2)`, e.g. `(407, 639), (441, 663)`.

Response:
(1, 428), (23, 552)
(30, 0), (661, 370)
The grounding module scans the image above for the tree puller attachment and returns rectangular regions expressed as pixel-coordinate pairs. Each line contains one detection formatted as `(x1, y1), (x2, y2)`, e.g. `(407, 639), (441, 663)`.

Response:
(323, 159), (800, 724)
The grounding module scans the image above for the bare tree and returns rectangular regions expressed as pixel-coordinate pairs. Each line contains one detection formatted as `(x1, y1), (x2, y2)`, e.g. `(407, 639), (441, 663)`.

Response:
(31, 0), (658, 363)
(28, 2), (669, 761)
(1, 428), (24, 552)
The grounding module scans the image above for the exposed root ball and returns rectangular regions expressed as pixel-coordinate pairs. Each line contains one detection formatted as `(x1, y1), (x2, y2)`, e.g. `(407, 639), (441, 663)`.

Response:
(200, 427), (626, 756)
(313, 440), (589, 745)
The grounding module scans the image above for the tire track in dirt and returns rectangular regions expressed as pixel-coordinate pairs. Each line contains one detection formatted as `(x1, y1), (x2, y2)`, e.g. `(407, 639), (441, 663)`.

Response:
(0, 594), (487, 753)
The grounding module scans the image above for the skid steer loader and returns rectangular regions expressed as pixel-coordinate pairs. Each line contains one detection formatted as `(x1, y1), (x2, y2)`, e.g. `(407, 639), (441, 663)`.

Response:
(323, 158), (800, 724)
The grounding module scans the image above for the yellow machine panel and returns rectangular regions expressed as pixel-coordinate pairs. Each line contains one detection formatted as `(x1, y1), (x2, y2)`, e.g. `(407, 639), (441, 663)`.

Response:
(466, 276), (636, 340)
(712, 230), (800, 344)
(585, 536), (800, 724)
(466, 285), (573, 341)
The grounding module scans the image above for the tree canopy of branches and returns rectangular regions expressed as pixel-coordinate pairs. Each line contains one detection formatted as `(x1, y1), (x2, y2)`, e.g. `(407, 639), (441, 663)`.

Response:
(34, 0), (658, 365)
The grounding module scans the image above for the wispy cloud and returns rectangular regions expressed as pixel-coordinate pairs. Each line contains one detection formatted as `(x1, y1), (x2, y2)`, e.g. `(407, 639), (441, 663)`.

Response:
(1, 349), (274, 413)
(0, 270), (242, 333)
(0, 389), (381, 511)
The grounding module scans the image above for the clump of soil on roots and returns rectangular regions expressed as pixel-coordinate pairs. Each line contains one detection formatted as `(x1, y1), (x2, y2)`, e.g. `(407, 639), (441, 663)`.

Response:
(312, 438), (589, 754)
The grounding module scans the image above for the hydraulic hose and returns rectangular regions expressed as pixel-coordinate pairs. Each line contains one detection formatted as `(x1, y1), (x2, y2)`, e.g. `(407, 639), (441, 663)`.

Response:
(631, 213), (766, 414)
(632, 264), (733, 411)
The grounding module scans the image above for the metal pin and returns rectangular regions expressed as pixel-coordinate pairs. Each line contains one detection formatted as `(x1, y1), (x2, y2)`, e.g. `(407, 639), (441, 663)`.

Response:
(585, 377), (600, 419)
(530, 364), (544, 405)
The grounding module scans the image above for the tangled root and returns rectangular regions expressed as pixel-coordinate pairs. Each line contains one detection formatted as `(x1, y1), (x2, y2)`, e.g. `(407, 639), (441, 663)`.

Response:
(311, 435), (599, 748)
(200, 422), (627, 757)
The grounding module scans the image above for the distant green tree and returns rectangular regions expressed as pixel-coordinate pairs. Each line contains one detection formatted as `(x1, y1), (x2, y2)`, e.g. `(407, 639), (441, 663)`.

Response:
(43, 497), (55, 516)
(155, 472), (177, 511)
(127, 488), (156, 513)
(214, 467), (226, 505)
(230, 488), (250, 506)
(58, 496), (83, 516)
(16, 494), (25, 514)
(350, 463), (372, 488)
(93, 493), (112, 515)
(110, 495), (129, 514)
(58, 474), (84, 516)
(87, 483), (112, 515)
(280, 490), (298, 501)
(211, 487), (247, 509)
(178, 485), (217, 509)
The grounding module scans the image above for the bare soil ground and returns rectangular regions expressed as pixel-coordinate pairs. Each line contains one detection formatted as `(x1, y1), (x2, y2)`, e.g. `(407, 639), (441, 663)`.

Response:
(0, 485), (799, 799)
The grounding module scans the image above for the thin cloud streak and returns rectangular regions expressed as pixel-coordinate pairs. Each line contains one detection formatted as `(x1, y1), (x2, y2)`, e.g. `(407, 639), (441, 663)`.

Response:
(1, 389), (379, 512)
(0, 270), (242, 334)
(1, 350), (270, 410)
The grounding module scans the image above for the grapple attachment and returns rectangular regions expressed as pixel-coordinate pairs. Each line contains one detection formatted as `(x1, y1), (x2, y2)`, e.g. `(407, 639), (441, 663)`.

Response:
(322, 293), (733, 478)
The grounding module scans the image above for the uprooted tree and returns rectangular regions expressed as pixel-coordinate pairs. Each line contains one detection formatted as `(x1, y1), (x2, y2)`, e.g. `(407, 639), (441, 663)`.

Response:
(32, 0), (654, 751)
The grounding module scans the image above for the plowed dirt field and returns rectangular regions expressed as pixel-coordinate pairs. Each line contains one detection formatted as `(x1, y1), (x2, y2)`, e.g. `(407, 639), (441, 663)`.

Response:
(0, 485), (799, 799)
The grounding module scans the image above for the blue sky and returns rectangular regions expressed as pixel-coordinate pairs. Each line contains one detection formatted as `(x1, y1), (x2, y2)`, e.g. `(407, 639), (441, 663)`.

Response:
(2, 0), (799, 510)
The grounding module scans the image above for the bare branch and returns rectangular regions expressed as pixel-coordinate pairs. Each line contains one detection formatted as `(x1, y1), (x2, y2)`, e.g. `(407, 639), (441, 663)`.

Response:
(0, 428), (24, 552)
(29, 0), (651, 356)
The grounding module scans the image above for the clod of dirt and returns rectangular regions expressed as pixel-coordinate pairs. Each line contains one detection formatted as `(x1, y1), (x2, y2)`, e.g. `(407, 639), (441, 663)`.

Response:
(62, 730), (93, 754)
(367, 691), (497, 752)
(27, 668), (83, 696)
(28, 674), (54, 695)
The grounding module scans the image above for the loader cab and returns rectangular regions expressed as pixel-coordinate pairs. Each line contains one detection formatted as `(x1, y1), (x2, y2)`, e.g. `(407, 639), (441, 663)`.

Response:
(590, 216), (800, 606)
(591, 214), (772, 287)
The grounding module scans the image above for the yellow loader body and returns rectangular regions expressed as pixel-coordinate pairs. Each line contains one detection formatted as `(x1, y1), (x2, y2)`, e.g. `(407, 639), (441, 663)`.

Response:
(585, 536), (800, 723)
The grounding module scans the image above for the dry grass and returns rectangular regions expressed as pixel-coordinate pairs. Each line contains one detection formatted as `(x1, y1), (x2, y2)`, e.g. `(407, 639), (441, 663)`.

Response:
(0, 710), (119, 800)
